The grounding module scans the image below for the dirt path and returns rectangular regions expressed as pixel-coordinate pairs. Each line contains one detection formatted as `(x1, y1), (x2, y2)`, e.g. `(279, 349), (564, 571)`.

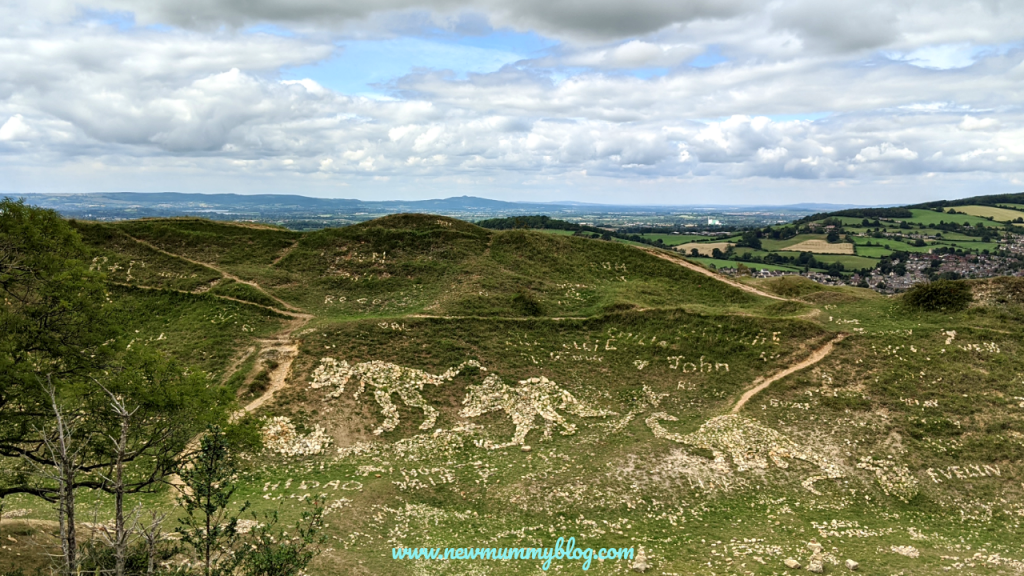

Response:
(271, 240), (300, 265)
(236, 312), (311, 414)
(109, 281), (302, 318)
(122, 234), (305, 313)
(169, 313), (312, 492)
(638, 247), (789, 301)
(731, 334), (847, 413)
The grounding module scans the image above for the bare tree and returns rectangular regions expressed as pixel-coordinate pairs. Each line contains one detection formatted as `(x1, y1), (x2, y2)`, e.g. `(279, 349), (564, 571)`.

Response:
(139, 510), (168, 576)
(98, 386), (140, 576)
(35, 377), (88, 576)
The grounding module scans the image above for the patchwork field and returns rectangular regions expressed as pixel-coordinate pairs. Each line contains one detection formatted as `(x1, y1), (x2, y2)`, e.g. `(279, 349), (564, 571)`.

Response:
(4, 214), (1024, 576)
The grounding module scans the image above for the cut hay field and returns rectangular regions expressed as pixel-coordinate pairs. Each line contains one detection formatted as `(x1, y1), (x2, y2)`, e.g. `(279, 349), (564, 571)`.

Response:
(675, 241), (733, 256)
(778, 239), (855, 254)
(760, 233), (827, 251)
(952, 205), (1024, 223)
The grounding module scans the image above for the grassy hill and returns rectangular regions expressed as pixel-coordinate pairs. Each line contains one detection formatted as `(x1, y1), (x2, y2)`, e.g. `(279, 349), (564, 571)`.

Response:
(3, 213), (1023, 575)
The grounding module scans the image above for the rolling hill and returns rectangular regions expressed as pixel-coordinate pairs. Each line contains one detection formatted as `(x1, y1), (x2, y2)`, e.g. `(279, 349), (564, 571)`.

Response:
(2, 213), (1023, 575)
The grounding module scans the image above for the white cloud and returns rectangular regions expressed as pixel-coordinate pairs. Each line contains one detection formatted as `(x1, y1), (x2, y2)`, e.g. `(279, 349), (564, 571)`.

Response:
(855, 143), (919, 163)
(0, 0), (1022, 202)
(959, 115), (1000, 131)
(0, 114), (31, 140)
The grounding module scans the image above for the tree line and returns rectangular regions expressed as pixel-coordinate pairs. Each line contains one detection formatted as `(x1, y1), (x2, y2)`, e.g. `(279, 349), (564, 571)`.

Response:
(0, 199), (323, 576)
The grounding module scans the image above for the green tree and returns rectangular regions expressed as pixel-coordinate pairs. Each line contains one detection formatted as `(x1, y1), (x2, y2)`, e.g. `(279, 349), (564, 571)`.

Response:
(177, 426), (249, 576)
(238, 504), (327, 576)
(1, 199), (115, 478)
(737, 231), (761, 250)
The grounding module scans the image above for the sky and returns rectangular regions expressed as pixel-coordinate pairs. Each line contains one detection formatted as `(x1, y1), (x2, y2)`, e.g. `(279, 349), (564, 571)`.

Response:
(1, 0), (1023, 205)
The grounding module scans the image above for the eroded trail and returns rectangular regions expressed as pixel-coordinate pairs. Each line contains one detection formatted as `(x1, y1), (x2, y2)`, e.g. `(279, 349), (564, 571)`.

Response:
(239, 313), (312, 414)
(169, 313), (311, 492)
(731, 334), (847, 413)
(122, 233), (305, 313)
(638, 247), (788, 301)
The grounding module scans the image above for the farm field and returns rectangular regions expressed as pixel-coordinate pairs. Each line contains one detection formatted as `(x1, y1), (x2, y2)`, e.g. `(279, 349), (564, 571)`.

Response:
(675, 241), (734, 256)
(760, 233), (828, 251)
(951, 205), (1024, 223)
(903, 208), (997, 227)
(5, 211), (1024, 576)
(684, 256), (802, 272)
(777, 239), (855, 254)
(802, 253), (878, 270)
(852, 236), (933, 253)
(638, 233), (718, 246)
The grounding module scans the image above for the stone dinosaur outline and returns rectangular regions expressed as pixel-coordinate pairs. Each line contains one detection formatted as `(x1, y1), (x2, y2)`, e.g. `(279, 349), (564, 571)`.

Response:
(311, 358), (482, 435)
(645, 412), (844, 494)
(460, 375), (617, 449)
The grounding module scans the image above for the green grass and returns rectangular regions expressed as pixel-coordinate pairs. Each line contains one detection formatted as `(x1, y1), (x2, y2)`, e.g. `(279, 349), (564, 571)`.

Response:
(74, 220), (222, 292)
(638, 233), (717, 246)
(852, 236), (934, 253)
(934, 239), (1001, 252)
(114, 218), (301, 270)
(685, 256), (803, 272)
(104, 285), (287, 378)
(536, 228), (578, 236)
(803, 253), (878, 270)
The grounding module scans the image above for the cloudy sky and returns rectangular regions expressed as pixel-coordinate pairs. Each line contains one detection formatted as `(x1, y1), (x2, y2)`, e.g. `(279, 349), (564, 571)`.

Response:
(1, 0), (1023, 205)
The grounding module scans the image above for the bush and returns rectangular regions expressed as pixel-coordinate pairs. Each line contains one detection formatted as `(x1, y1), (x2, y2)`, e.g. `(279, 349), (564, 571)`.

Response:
(511, 292), (543, 316)
(902, 280), (972, 312)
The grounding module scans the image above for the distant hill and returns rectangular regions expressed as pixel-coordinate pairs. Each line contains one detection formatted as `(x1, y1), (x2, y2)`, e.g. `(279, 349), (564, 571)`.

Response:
(11, 191), (868, 222)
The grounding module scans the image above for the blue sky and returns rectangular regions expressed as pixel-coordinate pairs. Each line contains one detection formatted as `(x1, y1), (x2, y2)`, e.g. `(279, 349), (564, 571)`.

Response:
(0, 0), (1022, 204)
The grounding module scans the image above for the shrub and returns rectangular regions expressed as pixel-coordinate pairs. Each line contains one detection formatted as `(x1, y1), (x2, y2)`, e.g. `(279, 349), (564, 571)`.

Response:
(902, 280), (972, 312)
(510, 292), (543, 316)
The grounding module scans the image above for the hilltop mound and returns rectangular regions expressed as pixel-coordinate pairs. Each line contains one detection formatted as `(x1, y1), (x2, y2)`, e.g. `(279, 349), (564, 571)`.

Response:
(272, 217), (771, 317)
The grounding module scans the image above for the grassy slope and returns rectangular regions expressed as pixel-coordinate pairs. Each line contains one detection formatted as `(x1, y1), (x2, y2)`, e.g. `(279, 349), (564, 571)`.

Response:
(5, 215), (1024, 576)
(904, 209), (998, 227)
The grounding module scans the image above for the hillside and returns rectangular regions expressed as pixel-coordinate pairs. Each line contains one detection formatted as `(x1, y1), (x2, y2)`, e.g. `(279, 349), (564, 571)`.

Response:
(2, 213), (1023, 575)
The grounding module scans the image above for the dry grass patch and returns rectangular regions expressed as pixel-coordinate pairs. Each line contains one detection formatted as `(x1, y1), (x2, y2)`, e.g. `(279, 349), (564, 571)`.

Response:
(675, 242), (734, 256)
(780, 239), (855, 254)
